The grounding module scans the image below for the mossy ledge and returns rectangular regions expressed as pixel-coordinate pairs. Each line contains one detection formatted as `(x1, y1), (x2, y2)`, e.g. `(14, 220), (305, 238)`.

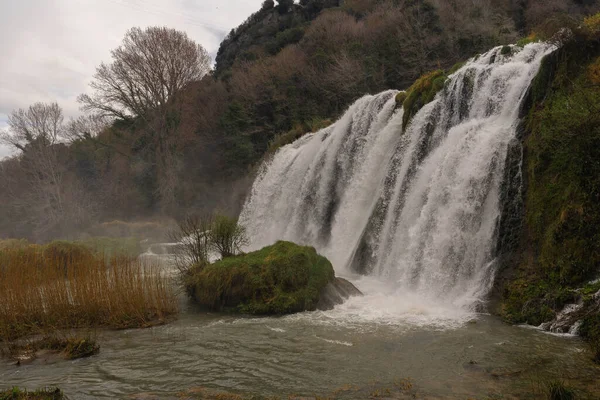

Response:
(185, 241), (335, 315)
(400, 70), (448, 131)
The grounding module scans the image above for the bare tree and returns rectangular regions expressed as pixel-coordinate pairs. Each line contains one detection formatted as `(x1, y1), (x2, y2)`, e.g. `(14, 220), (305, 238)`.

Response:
(65, 114), (111, 142)
(170, 214), (214, 276)
(78, 26), (212, 120)
(0, 102), (64, 152)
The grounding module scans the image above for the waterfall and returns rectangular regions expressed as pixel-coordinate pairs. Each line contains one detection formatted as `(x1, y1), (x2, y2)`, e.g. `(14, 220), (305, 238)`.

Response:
(239, 43), (555, 314)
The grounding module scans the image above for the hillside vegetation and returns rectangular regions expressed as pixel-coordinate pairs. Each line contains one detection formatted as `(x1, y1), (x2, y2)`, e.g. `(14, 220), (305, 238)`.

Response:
(1, 0), (598, 241)
(495, 16), (600, 359)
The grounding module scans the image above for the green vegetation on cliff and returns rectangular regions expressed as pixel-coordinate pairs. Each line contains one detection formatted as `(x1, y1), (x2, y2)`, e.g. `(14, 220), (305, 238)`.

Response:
(499, 18), (600, 359)
(401, 69), (448, 130)
(185, 241), (335, 314)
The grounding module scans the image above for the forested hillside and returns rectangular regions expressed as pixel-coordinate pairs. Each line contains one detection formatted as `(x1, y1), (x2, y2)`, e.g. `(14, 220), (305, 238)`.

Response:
(1, 0), (598, 242)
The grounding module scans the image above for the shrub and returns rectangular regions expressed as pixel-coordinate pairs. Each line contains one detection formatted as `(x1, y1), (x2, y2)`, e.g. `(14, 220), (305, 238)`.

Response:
(587, 56), (600, 85)
(210, 215), (249, 259)
(584, 12), (600, 35)
(170, 214), (214, 275)
(546, 380), (575, 400)
(185, 241), (335, 314)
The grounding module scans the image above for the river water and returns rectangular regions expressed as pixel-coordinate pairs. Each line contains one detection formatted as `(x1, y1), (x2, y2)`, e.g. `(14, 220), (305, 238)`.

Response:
(2, 270), (599, 399)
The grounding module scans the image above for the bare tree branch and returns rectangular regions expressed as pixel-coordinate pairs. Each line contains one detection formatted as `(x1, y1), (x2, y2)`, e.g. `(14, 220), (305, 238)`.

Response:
(78, 26), (212, 120)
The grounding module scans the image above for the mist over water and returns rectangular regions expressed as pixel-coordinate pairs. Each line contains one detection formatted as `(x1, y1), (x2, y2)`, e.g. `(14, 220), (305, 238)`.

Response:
(240, 43), (556, 324)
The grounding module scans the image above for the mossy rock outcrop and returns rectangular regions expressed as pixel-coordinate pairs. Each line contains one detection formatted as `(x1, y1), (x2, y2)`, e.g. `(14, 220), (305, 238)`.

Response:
(401, 70), (448, 130)
(185, 241), (358, 315)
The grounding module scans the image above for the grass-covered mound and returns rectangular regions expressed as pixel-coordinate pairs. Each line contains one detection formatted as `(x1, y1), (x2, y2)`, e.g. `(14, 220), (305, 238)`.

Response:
(185, 241), (335, 314)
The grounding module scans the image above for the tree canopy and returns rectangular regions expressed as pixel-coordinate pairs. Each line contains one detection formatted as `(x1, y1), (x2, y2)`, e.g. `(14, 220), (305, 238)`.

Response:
(78, 26), (211, 120)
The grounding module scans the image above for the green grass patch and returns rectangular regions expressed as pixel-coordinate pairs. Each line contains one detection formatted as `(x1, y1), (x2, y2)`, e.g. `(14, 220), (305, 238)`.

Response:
(185, 241), (335, 314)
(517, 33), (539, 47)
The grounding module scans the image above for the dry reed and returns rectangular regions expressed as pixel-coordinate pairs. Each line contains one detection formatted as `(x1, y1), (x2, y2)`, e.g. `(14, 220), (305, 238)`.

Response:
(0, 247), (177, 342)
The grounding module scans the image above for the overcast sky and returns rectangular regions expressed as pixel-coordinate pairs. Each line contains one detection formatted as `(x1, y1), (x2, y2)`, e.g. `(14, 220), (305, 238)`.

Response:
(0, 0), (264, 159)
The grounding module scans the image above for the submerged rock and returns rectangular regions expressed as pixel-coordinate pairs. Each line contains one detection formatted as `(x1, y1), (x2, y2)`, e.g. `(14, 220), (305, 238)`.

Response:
(316, 277), (363, 311)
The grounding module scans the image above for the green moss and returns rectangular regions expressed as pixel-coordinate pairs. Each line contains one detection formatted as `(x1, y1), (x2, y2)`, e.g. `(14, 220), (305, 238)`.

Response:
(501, 45), (512, 55)
(402, 70), (448, 130)
(517, 33), (539, 47)
(448, 61), (466, 75)
(395, 91), (407, 107)
(266, 118), (332, 157)
(579, 314), (600, 363)
(0, 388), (63, 400)
(185, 241), (335, 315)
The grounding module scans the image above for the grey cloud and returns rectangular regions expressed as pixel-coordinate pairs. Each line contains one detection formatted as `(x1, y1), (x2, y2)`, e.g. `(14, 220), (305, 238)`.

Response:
(0, 0), (263, 124)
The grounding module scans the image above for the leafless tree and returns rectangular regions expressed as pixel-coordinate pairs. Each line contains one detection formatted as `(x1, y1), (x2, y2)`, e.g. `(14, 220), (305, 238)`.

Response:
(78, 26), (212, 120)
(65, 113), (111, 142)
(0, 102), (97, 241)
(0, 102), (64, 152)
(78, 26), (212, 212)
(170, 214), (214, 276)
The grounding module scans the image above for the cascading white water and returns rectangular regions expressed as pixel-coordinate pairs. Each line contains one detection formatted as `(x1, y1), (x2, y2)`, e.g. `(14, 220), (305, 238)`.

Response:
(239, 43), (556, 321)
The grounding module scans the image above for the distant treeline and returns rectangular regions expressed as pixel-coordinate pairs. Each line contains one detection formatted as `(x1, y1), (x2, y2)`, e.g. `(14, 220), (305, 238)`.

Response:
(0, 0), (598, 242)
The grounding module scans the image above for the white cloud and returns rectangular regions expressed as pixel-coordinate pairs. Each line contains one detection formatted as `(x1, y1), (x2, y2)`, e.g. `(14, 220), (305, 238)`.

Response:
(0, 0), (263, 126)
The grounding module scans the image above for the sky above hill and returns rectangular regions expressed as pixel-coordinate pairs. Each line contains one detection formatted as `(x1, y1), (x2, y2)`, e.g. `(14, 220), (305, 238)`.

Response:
(0, 0), (264, 158)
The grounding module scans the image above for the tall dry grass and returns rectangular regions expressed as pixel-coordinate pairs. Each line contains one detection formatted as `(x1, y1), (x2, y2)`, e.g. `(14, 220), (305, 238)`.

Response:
(0, 247), (177, 341)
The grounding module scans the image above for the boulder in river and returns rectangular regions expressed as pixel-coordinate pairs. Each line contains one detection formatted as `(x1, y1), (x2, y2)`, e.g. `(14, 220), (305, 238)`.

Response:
(185, 241), (359, 315)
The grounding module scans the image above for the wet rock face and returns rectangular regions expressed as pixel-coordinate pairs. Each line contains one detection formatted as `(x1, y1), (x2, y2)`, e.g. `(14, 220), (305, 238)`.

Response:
(316, 277), (363, 311)
(540, 289), (600, 335)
